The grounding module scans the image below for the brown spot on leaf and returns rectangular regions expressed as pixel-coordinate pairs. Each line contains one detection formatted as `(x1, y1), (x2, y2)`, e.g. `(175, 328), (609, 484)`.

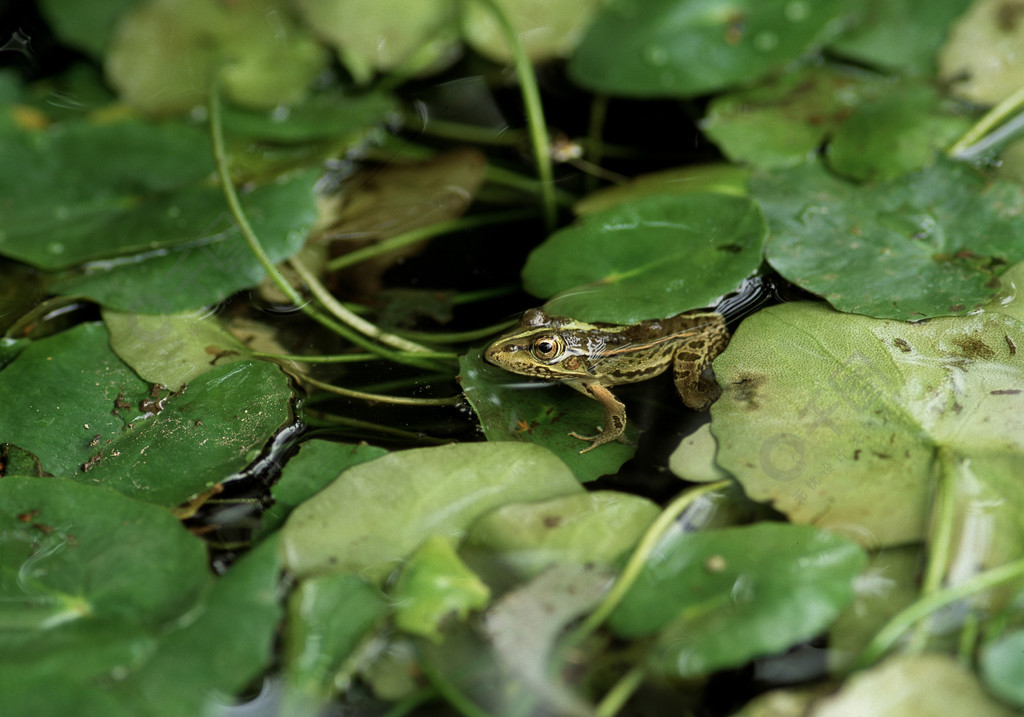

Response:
(730, 371), (765, 410)
(991, 389), (1021, 395)
(893, 338), (912, 353)
(951, 334), (995, 360)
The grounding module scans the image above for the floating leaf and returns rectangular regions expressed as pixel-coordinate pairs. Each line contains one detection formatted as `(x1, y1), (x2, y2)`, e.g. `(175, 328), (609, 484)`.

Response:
(0, 478), (278, 716)
(292, 0), (458, 84)
(668, 423), (730, 483)
(392, 535), (491, 643)
(753, 160), (1024, 319)
(282, 573), (387, 714)
(812, 653), (1014, 716)
(103, 309), (252, 389)
(710, 301), (1024, 547)
(221, 89), (397, 143)
(38, 0), (140, 59)
(463, 491), (659, 579)
(573, 164), (749, 215)
(0, 322), (294, 506)
(459, 346), (637, 481)
(105, 0), (328, 113)
(980, 629), (1024, 708)
(569, 0), (859, 97)
(829, 0), (974, 75)
(280, 442), (583, 582)
(461, 0), (605, 63)
(609, 522), (866, 677)
(259, 439), (388, 536)
(521, 193), (766, 323)
(703, 69), (969, 177)
(939, 0), (1024, 105)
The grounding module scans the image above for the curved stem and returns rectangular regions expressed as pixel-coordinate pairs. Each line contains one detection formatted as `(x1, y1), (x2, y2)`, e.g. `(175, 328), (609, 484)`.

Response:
(563, 480), (731, 649)
(326, 209), (535, 272)
(853, 556), (1024, 670)
(301, 375), (464, 407)
(947, 85), (1024, 158)
(468, 0), (556, 231)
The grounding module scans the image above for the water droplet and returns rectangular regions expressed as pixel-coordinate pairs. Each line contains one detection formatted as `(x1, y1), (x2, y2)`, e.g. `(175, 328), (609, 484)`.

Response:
(644, 44), (670, 67)
(785, 1), (809, 22)
(54, 205), (69, 220)
(47, 241), (65, 255)
(167, 205), (181, 218)
(754, 32), (778, 52)
(271, 105), (290, 122)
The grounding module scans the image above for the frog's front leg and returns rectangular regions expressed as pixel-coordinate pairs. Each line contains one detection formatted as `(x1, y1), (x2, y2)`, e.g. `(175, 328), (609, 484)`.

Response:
(566, 380), (627, 453)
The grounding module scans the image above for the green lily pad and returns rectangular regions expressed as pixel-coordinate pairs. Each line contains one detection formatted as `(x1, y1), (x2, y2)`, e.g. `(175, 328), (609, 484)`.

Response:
(828, 0), (974, 75)
(825, 84), (970, 181)
(980, 629), (1024, 707)
(38, 0), (140, 59)
(573, 164), (749, 215)
(521, 193), (766, 323)
(292, 0), (458, 84)
(392, 535), (491, 643)
(569, 0), (859, 97)
(103, 309), (252, 389)
(753, 159), (1024, 319)
(220, 89), (398, 143)
(0, 478), (283, 715)
(259, 439), (389, 537)
(461, 0), (605, 63)
(0, 117), (320, 313)
(282, 572), (387, 714)
(463, 491), (659, 579)
(702, 68), (969, 177)
(710, 301), (1024, 547)
(812, 653), (1015, 716)
(459, 346), (637, 482)
(939, 0), (1024, 105)
(608, 522), (866, 677)
(51, 168), (320, 314)
(0, 322), (294, 506)
(105, 0), (328, 113)
(280, 442), (583, 582)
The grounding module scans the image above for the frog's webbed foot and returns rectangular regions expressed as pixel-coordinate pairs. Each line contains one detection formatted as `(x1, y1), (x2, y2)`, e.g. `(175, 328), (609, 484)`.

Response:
(567, 382), (627, 453)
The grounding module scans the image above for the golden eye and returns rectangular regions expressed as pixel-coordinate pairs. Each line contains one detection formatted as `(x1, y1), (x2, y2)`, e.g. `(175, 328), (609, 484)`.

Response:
(532, 336), (559, 360)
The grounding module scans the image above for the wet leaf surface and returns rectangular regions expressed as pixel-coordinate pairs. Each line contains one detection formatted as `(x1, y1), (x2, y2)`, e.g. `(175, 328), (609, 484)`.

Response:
(281, 442), (583, 582)
(522, 193), (766, 323)
(570, 0), (860, 97)
(609, 522), (866, 677)
(0, 322), (294, 506)
(754, 160), (1024, 319)
(711, 301), (1024, 547)
(459, 345), (637, 482)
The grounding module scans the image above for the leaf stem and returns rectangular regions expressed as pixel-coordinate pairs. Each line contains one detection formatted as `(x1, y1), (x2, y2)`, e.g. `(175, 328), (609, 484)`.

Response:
(563, 480), (731, 649)
(468, 0), (556, 230)
(947, 85), (1024, 159)
(208, 85), (443, 370)
(852, 556), (1024, 669)
(595, 664), (645, 717)
(301, 375), (464, 407)
(325, 209), (536, 272)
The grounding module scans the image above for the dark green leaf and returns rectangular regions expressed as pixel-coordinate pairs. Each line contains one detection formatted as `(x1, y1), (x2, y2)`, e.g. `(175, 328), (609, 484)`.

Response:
(459, 345), (636, 482)
(522, 193), (766, 323)
(609, 522), (866, 677)
(829, 0), (974, 74)
(0, 322), (294, 506)
(754, 159), (1024, 319)
(980, 629), (1024, 707)
(569, 0), (861, 97)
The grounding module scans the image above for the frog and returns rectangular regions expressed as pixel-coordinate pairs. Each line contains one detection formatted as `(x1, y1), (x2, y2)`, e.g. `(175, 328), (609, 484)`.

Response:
(484, 307), (729, 453)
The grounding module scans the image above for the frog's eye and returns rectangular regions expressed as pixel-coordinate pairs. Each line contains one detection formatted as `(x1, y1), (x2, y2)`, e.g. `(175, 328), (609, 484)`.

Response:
(532, 336), (560, 360)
